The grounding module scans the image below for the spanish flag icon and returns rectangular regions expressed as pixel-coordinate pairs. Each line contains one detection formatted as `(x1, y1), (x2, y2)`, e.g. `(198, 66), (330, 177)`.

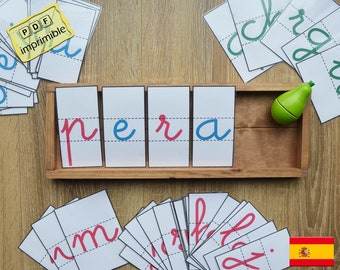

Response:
(290, 237), (334, 266)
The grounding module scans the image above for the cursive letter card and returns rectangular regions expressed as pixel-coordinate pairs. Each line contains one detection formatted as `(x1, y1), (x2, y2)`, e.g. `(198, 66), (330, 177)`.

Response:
(261, 0), (339, 64)
(148, 86), (190, 167)
(25, 0), (57, 76)
(0, 86), (34, 109)
(203, 221), (277, 270)
(188, 192), (229, 254)
(188, 201), (248, 269)
(192, 86), (235, 167)
(203, 2), (271, 82)
(227, 0), (291, 70)
(19, 206), (59, 270)
(0, 0), (28, 51)
(56, 86), (102, 168)
(37, 0), (101, 83)
(54, 190), (127, 270)
(189, 202), (266, 269)
(172, 197), (190, 259)
(19, 198), (79, 270)
(120, 201), (164, 269)
(120, 246), (157, 270)
(191, 195), (240, 254)
(0, 41), (40, 96)
(214, 228), (290, 270)
(152, 201), (189, 269)
(136, 204), (173, 270)
(103, 86), (146, 167)
(282, 8), (340, 72)
(32, 211), (79, 270)
(297, 45), (340, 123)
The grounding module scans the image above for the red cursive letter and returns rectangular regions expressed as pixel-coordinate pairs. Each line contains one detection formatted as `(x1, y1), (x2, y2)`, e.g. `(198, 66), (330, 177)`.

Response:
(155, 114), (182, 141)
(61, 118), (98, 166)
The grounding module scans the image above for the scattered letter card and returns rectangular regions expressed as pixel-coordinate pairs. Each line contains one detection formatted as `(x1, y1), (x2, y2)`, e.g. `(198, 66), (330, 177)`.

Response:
(261, 0), (339, 64)
(37, 1), (101, 83)
(56, 86), (102, 167)
(32, 211), (79, 270)
(227, 0), (290, 70)
(297, 45), (340, 123)
(282, 8), (340, 71)
(54, 190), (127, 270)
(215, 229), (290, 270)
(193, 86), (235, 167)
(103, 86), (145, 167)
(148, 86), (190, 167)
(203, 2), (270, 82)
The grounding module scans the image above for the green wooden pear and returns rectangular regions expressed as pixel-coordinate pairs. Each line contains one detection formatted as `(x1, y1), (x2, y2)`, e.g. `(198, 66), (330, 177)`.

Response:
(271, 81), (314, 125)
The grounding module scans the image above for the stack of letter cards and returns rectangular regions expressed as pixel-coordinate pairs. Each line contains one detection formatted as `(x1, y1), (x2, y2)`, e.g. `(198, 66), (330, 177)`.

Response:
(56, 85), (235, 168)
(19, 190), (335, 269)
(0, 0), (101, 115)
(204, 0), (340, 123)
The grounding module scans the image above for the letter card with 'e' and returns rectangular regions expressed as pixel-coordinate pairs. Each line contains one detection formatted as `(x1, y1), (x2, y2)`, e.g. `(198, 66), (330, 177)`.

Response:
(102, 86), (145, 167)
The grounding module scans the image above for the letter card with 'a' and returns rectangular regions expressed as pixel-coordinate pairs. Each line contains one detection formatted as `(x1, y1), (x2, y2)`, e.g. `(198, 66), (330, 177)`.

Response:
(56, 86), (102, 168)
(102, 86), (145, 167)
(192, 86), (235, 167)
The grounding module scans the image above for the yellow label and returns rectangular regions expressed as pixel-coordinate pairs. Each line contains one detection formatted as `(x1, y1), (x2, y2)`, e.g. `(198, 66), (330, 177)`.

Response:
(6, 3), (74, 62)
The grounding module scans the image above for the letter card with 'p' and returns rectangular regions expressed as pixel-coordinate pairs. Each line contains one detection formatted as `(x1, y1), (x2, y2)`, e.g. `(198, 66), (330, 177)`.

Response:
(56, 86), (102, 168)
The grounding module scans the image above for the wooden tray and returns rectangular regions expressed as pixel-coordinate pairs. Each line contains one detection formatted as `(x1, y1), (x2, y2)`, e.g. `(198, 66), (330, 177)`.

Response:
(46, 83), (311, 179)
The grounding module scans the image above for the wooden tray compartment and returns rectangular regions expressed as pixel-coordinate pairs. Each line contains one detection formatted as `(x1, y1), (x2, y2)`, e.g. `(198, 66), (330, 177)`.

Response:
(46, 83), (310, 179)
